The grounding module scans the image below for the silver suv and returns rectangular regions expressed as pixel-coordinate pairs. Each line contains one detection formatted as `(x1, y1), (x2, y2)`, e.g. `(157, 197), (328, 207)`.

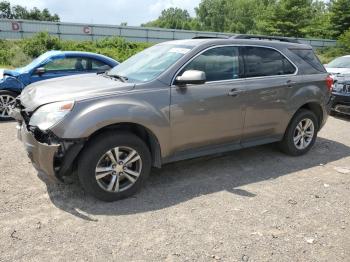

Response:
(12, 37), (333, 201)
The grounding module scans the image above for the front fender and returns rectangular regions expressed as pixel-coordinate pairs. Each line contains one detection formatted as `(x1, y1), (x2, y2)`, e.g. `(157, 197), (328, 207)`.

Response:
(51, 90), (171, 156)
(0, 76), (25, 92)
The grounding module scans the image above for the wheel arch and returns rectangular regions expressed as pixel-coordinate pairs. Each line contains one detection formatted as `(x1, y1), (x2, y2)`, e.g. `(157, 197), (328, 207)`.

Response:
(297, 102), (323, 130)
(84, 122), (162, 168)
(0, 89), (20, 96)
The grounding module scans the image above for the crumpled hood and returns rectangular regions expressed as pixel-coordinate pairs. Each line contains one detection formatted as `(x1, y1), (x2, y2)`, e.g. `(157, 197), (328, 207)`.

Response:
(3, 68), (23, 77)
(20, 73), (135, 111)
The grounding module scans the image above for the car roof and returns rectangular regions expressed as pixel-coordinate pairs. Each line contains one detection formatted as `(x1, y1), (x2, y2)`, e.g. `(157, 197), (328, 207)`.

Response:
(44, 50), (119, 64)
(162, 38), (311, 49)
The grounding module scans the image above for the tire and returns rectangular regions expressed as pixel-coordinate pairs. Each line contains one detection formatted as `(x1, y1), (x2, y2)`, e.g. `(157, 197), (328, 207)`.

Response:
(0, 90), (17, 121)
(279, 109), (319, 156)
(78, 131), (152, 202)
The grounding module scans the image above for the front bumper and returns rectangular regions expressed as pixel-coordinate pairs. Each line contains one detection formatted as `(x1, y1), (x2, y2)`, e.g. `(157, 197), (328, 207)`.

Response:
(17, 123), (60, 180)
(12, 104), (84, 181)
(331, 92), (350, 115)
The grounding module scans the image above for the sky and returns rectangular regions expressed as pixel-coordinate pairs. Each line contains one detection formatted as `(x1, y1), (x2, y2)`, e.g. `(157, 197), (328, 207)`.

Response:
(7, 0), (201, 26)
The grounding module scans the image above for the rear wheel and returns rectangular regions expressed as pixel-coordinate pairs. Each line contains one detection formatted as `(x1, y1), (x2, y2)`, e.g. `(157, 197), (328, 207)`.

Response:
(78, 131), (151, 201)
(279, 109), (318, 156)
(0, 90), (17, 121)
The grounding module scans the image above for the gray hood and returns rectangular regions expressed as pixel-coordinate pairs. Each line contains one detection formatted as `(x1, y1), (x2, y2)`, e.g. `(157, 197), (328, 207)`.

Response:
(20, 73), (135, 111)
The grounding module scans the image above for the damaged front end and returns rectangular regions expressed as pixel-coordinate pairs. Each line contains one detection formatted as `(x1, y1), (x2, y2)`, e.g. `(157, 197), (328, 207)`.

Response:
(12, 100), (84, 181)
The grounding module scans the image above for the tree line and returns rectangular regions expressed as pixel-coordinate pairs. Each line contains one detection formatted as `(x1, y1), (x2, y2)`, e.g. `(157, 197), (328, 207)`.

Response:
(1, 0), (348, 41)
(0, 1), (59, 22)
(143, 0), (350, 40)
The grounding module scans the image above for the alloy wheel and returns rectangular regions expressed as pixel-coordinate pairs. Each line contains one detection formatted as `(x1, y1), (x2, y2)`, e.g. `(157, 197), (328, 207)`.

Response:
(293, 118), (315, 150)
(95, 146), (142, 192)
(0, 95), (15, 119)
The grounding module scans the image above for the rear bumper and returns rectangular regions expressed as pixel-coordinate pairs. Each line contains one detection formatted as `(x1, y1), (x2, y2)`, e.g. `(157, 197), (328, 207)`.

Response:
(17, 123), (60, 180)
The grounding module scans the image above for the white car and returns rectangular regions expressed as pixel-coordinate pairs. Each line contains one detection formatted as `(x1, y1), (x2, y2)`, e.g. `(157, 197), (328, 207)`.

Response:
(325, 55), (350, 77)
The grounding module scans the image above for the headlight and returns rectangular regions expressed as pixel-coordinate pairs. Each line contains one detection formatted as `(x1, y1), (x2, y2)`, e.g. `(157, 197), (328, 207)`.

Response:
(29, 101), (75, 130)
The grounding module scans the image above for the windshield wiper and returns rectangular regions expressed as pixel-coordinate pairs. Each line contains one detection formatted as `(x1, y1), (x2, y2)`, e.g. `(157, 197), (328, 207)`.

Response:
(104, 72), (128, 82)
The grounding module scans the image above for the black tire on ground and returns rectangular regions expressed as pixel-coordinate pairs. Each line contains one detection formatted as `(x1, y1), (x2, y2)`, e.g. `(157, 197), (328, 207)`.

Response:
(279, 109), (319, 156)
(77, 131), (152, 202)
(0, 90), (18, 121)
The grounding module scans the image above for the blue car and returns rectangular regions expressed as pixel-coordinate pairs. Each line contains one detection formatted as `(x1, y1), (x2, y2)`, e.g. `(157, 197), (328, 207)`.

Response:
(0, 51), (119, 120)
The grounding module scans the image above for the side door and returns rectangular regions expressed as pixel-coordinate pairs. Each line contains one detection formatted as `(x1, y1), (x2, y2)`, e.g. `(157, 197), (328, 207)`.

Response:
(30, 56), (89, 83)
(170, 46), (245, 154)
(240, 46), (299, 145)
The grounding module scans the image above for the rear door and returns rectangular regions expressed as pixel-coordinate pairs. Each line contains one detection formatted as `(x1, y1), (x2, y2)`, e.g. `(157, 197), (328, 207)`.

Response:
(240, 46), (299, 145)
(170, 46), (245, 154)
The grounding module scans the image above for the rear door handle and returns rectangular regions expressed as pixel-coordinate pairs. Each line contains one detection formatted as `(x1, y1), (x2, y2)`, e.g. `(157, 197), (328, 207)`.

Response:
(228, 89), (243, 97)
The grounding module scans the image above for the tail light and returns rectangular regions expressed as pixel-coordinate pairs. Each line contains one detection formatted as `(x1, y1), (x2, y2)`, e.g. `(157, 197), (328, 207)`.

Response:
(326, 75), (333, 92)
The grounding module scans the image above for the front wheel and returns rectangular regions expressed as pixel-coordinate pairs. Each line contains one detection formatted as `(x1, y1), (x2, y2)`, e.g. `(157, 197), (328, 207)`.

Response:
(0, 90), (17, 121)
(279, 109), (319, 156)
(78, 131), (151, 202)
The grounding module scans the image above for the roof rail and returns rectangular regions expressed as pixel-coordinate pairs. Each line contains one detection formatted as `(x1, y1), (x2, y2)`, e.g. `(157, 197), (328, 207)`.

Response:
(192, 34), (301, 44)
(231, 34), (300, 43)
(192, 36), (229, 39)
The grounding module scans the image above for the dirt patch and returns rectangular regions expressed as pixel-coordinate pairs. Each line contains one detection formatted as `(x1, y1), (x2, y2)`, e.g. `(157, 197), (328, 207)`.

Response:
(0, 116), (349, 261)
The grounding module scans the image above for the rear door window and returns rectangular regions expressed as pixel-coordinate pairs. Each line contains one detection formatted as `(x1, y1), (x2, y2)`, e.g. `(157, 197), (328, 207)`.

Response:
(243, 47), (296, 77)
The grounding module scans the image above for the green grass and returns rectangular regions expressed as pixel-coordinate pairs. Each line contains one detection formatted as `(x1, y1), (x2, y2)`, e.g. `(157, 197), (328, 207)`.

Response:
(0, 32), (152, 68)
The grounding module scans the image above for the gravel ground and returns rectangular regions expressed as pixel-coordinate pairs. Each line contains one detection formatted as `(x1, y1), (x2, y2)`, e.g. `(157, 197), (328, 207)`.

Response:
(0, 115), (349, 262)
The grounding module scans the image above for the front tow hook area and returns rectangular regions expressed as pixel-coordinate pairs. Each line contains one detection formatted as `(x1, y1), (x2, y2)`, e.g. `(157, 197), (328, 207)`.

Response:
(19, 123), (60, 181)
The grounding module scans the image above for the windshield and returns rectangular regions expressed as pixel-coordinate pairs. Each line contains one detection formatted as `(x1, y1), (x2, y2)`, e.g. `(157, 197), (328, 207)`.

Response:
(108, 44), (193, 83)
(328, 57), (350, 68)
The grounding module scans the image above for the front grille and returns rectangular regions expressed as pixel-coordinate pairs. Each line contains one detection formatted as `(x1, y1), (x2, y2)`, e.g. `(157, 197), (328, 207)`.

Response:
(334, 82), (350, 94)
(31, 127), (60, 145)
(13, 98), (31, 125)
(21, 111), (31, 125)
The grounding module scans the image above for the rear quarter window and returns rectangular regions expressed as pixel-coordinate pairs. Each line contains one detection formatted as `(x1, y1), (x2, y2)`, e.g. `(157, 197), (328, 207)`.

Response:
(289, 49), (326, 73)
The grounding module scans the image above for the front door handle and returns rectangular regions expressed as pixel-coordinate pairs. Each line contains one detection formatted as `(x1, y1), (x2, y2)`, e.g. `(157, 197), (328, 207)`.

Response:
(228, 88), (243, 97)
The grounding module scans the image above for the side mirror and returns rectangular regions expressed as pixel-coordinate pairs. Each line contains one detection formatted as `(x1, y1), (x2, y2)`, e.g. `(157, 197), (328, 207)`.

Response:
(35, 67), (46, 76)
(175, 70), (206, 86)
